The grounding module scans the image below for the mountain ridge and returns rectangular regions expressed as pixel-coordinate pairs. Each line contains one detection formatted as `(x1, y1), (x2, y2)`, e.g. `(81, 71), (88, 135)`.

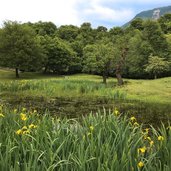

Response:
(123, 5), (171, 27)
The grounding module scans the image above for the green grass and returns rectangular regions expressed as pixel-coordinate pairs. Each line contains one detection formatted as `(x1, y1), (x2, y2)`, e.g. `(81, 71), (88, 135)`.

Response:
(122, 78), (171, 104)
(0, 68), (171, 126)
(0, 68), (171, 104)
(1, 69), (171, 170)
(0, 68), (59, 80)
(1, 106), (171, 171)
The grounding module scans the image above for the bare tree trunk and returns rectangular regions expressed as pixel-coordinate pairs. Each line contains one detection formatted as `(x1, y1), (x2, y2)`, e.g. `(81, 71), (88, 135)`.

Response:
(115, 66), (124, 86)
(116, 70), (124, 86)
(102, 74), (107, 84)
(15, 68), (19, 78)
(115, 47), (129, 86)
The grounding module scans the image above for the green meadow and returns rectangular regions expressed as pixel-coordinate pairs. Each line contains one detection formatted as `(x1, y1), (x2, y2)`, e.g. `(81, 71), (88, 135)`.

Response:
(1, 69), (171, 170)
(0, 69), (171, 125)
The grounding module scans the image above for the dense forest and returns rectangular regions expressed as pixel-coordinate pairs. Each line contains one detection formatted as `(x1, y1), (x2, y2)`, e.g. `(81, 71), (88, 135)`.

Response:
(0, 14), (171, 84)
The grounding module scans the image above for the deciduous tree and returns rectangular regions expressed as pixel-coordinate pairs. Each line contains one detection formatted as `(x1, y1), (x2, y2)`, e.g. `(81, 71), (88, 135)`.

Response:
(0, 21), (45, 78)
(145, 55), (170, 79)
(83, 40), (116, 84)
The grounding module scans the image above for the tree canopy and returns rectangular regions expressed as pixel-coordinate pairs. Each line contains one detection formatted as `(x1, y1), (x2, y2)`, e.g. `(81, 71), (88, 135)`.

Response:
(83, 40), (116, 84)
(0, 21), (45, 77)
(145, 55), (170, 79)
(0, 15), (171, 81)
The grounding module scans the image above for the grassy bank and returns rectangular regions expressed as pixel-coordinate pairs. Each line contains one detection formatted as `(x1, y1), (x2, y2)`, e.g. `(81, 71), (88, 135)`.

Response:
(0, 106), (171, 171)
(1, 69), (171, 103)
(1, 69), (171, 170)
(0, 69), (171, 125)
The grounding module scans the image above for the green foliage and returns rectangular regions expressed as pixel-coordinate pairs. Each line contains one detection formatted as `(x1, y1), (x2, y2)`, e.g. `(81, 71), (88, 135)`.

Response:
(1, 18), (171, 79)
(28, 21), (57, 36)
(159, 13), (171, 34)
(143, 20), (169, 58)
(130, 18), (144, 30)
(0, 21), (45, 77)
(83, 40), (117, 83)
(56, 25), (79, 42)
(39, 35), (77, 74)
(109, 27), (124, 43)
(94, 26), (108, 41)
(77, 22), (95, 46)
(1, 106), (171, 170)
(126, 30), (153, 78)
(145, 55), (170, 79)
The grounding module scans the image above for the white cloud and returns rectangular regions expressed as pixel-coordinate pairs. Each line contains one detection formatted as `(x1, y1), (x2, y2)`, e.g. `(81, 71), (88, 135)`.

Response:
(0, 0), (80, 26)
(92, 0), (171, 3)
(0, 0), (170, 27)
(83, 4), (134, 22)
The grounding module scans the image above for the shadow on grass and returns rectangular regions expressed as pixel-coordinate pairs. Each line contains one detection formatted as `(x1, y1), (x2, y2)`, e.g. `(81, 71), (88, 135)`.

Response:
(3, 95), (171, 127)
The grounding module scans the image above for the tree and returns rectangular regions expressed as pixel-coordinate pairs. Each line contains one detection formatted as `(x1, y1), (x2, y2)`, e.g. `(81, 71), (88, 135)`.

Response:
(158, 13), (171, 34)
(95, 26), (108, 41)
(143, 20), (169, 58)
(56, 25), (79, 42)
(27, 21), (57, 36)
(145, 55), (170, 79)
(113, 35), (130, 85)
(0, 21), (45, 78)
(109, 27), (123, 36)
(83, 40), (116, 84)
(39, 35), (76, 74)
(109, 27), (124, 44)
(125, 30), (153, 78)
(77, 22), (95, 46)
(130, 18), (144, 30)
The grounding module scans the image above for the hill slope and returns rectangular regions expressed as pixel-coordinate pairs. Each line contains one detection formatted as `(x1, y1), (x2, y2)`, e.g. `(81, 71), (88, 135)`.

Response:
(123, 5), (171, 27)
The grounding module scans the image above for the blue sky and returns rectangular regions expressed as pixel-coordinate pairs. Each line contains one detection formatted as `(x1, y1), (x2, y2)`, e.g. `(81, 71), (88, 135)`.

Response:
(0, 0), (171, 28)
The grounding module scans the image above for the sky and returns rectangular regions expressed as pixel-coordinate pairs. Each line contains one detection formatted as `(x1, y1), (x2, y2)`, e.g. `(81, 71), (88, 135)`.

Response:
(0, 0), (171, 28)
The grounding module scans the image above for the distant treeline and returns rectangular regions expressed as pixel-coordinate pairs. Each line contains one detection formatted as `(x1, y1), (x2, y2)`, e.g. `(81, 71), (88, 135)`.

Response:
(0, 14), (171, 83)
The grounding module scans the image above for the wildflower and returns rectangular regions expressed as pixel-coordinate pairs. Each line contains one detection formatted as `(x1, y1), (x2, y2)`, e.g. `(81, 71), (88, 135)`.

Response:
(150, 141), (154, 147)
(113, 108), (119, 116)
(130, 116), (136, 122)
(22, 108), (26, 112)
(145, 128), (149, 134)
(133, 122), (139, 127)
(22, 126), (27, 130)
(143, 133), (150, 140)
(158, 136), (164, 141)
(90, 126), (94, 132)
(16, 129), (22, 135)
(16, 126), (30, 135)
(138, 161), (144, 168)
(0, 113), (5, 117)
(138, 146), (146, 154)
(14, 109), (17, 113)
(144, 135), (147, 140)
(20, 113), (27, 121)
(167, 126), (171, 130)
(22, 130), (30, 134)
(33, 110), (37, 113)
(147, 136), (151, 141)
(29, 124), (37, 129)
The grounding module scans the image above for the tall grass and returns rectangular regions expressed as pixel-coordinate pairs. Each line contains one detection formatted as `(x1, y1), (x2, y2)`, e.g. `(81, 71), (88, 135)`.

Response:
(0, 105), (171, 170)
(0, 79), (126, 100)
